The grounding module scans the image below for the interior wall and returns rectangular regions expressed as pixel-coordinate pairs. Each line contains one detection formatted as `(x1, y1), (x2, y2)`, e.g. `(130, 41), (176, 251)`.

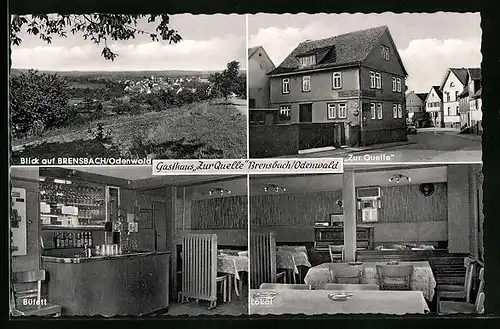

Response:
(176, 178), (248, 247)
(250, 182), (448, 244)
(11, 167), (41, 272)
(447, 165), (472, 253)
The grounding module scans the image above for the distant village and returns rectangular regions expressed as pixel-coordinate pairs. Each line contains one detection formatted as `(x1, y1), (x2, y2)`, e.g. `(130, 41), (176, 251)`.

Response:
(121, 75), (211, 95)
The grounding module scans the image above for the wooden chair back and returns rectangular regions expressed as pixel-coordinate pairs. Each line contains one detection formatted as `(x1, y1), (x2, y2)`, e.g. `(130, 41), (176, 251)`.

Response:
(328, 245), (345, 262)
(376, 265), (414, 291)
(464, 257), (476, 302)
(11, 270), (46, 308)
(324, 283), (379, 291)
(250, 232), (277, 289)
(331, 264), (364, 284)
(259, 283), (310, 290)
(477, 267), (485, 296)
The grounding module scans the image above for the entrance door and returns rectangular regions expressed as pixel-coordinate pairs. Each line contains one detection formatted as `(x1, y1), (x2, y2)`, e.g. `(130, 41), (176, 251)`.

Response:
(264, 113), (274, 125)
(299, 104), (313, 122)
(153, 200), (168, 251)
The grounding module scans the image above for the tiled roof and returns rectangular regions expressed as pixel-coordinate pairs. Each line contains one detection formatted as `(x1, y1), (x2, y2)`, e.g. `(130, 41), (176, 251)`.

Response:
(431, 86), (443, 100)
(468, 68), (481, 81)
(268, 26), (399, 75)
(449, 68), (469, 85)
(416, 93), (428, 102)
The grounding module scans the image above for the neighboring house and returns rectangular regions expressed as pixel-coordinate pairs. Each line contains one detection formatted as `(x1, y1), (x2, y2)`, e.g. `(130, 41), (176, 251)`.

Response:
(440, 68), (472, 128)
(425, 86), (444, 128)
(406, 91), (430, 127)
(458, 68), (482, 134)
(248, 46), (278, 125)
(267, 25), (408, 147)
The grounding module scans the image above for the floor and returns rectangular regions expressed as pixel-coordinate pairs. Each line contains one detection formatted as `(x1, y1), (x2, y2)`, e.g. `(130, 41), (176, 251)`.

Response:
(165, 286), (248, 316)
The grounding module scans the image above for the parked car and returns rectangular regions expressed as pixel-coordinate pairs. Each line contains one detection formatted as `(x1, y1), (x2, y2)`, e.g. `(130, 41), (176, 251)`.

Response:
(407, 123), (418, 134)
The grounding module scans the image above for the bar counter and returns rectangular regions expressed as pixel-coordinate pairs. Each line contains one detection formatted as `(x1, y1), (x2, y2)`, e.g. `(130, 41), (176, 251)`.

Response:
(42, 251), (170, 316)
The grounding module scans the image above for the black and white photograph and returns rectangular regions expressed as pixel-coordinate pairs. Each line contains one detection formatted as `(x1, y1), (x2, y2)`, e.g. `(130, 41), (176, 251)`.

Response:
(10, 14), (247, 163)
(10, 166), (248, 316)
(249, 163), (484, 315)
(248, 13), (482, 162)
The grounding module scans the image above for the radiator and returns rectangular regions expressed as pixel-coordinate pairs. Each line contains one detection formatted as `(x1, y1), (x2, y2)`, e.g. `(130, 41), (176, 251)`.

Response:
(250, 231), (277, 289)
(181, 234), (218, 304)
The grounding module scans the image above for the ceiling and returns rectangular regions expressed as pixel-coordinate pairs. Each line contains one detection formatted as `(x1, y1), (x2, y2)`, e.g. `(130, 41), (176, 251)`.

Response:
(63, 166), (240, 186)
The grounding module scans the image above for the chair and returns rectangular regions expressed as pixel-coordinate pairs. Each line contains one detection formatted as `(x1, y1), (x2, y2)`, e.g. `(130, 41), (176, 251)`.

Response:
(436, 257), (476, 305)
(259, 283), (310, 290)
(324, 283), (379, 291)
(376, 265), (414, 291)
(216, 275), (228, 303)
(331, 264), (364, 284)
(439, 268), (485, 314)
(11, 270), (62, 317)
(328, 245), (345, 262)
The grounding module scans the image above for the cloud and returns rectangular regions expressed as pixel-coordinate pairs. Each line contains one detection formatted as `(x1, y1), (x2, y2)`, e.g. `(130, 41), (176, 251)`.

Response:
(249, 23), (339, 66)
(398, 38), (482, 92)
(11, 34), (246, 71)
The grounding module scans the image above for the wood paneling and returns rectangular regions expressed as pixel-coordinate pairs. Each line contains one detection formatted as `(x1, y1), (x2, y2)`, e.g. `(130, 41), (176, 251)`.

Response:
(378, 183), (447, 223)
(251, 183), (447, 229)
(250, 191), (343, 227)
(191, 195), (247, 229)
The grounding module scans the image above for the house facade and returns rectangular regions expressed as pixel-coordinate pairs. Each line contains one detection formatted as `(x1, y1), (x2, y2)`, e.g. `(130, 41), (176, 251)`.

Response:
(248, 46), (278, 125)
(441, 68), (470, 128)
(425, 86), (443, 128)
(458, 68), (482, 134)
(267, 26), (408, 147)
(406, 91), (431, 127)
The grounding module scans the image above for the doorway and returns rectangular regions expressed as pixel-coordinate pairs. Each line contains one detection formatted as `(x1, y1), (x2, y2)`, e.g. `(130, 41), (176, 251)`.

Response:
(153, 201), (168, 251)
(299, 104), (313, 123)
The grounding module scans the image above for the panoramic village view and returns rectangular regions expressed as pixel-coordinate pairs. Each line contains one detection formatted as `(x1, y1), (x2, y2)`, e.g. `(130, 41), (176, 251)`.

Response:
(10, 14), (247, 162)
(248, 13), (482, 162)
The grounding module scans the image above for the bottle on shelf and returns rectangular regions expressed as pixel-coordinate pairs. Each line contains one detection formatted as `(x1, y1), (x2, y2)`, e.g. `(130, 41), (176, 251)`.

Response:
(88, 232), (93, 247)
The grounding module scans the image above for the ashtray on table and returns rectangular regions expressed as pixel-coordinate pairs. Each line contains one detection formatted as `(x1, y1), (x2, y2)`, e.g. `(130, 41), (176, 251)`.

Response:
(328, 292), (353, 301)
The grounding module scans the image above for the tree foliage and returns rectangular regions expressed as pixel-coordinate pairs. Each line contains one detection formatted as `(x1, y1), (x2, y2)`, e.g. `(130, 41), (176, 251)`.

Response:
(209, 61), (244, 99)
(10, 14), (182, 61)
(10, 70), (71, 137)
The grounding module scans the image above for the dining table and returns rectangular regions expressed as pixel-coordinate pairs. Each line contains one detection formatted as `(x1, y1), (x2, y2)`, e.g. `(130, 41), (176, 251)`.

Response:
(249, 289), (430, 315)
(276, 246), (312, 282)
(303, 261), (437, 300)
(217, 250), (249, 299)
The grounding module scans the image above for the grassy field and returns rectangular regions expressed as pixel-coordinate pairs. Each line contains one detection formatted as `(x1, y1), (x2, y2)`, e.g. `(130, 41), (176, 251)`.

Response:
(12, 99), (247, 160)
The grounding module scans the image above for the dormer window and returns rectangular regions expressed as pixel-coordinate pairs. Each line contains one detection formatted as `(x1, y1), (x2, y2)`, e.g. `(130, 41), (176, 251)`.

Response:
(299, 55), (316, 67)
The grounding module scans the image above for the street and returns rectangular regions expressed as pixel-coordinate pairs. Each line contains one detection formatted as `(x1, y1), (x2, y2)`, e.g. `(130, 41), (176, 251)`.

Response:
(297, 128), (482, 163)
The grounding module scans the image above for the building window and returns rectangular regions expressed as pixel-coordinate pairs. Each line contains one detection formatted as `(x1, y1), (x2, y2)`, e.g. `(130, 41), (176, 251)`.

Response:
(398, 104), (403, 118)
(455, 90), (459, 101)
(447, 107), (450, 116)
(370, 71), (376, 88)
(279, 105), (291, 121)
(370, 103), (376, 119)
(381, 45), (390, 60)
(393, 104), (398, 118)
(338, 103), (347, 118)
(377, 103), (383, 119)
(375, 72), (382, 89)
(332, 72), (342, 89)
(327, 103), (336, 119)
(302, 76), (311, 92)
(392, 77), (397, 92)
(396, 78), (402, 92)
(282, 78), (290, 94)
(299, 55), (316, 67)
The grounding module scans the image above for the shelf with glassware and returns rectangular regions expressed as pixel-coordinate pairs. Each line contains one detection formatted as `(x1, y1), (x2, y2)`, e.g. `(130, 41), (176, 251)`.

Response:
(40, 175), (108, 231)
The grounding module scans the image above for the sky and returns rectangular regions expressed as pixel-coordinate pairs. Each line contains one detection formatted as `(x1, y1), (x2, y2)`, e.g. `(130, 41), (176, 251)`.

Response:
(11, 14), (246, 71)
(248, 13), (482, 93)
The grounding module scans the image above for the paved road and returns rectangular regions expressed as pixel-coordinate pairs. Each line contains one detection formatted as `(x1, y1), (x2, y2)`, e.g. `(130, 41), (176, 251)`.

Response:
(297, 129), (482, 163)
(228, 97), (247, 115)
